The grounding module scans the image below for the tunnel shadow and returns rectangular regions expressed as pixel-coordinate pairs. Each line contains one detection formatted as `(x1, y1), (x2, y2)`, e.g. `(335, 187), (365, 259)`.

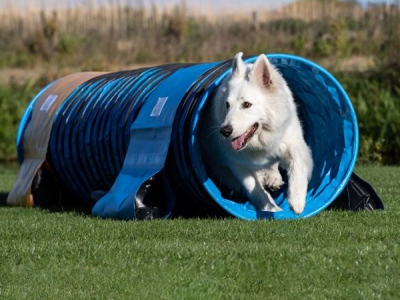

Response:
(0, 192), (8, 206)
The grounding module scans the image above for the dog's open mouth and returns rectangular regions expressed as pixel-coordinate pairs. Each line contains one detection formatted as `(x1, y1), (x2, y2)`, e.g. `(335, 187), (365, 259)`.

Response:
(231, 123), (259, 150)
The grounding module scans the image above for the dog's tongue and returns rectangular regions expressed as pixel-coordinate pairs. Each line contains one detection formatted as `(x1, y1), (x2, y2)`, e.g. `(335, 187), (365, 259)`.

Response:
(231, 134), (246, 150)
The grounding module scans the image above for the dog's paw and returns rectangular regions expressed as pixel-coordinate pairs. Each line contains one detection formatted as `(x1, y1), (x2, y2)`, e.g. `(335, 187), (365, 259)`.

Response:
(263, 171), (284, 191)
(260, 203), (283, 212)
(288, 195), (305, 215)
(135, 207), (160, 220)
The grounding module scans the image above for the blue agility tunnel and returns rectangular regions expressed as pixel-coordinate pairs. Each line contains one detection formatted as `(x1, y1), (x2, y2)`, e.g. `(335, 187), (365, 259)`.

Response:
(16, 54), (359, 220)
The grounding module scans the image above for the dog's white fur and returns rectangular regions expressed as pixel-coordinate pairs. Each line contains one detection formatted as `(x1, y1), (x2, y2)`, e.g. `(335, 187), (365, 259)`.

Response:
(199, 52), (313, 214)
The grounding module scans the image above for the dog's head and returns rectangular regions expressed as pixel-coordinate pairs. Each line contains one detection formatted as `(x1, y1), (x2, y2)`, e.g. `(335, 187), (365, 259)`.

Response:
(215, 52), (294, 151)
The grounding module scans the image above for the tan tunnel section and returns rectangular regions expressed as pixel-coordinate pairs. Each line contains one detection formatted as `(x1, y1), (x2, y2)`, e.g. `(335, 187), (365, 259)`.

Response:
(7, 72), (107, 206)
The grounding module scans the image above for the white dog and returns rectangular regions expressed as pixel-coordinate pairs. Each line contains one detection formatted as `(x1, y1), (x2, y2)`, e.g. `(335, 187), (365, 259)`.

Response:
(199, 52), (313, 214)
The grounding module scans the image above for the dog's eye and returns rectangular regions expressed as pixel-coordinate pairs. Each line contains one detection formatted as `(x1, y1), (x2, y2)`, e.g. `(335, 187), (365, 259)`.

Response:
(226, 102), (230, 109)
(242, 101), (252, 109)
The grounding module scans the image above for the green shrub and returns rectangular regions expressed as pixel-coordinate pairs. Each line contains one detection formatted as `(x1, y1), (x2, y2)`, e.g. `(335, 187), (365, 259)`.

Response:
(336, 71), (400, 164)
(56, 34), (84, 55)
(313, 38), (333, 57)
(264, 18), (308, 35)
(313, 19), (349, 58)
(0, 80), (39, 161)
(291, 34), (309, 55)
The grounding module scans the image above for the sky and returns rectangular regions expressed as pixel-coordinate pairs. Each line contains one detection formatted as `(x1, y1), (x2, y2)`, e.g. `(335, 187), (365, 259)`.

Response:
(2, 0), (292, 11)
(1, 0), (398, 13)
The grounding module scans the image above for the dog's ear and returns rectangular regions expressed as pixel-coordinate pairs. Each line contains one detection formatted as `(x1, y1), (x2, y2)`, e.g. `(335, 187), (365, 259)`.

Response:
(232, 52), (246, 78)
(249, 54), (273, 88)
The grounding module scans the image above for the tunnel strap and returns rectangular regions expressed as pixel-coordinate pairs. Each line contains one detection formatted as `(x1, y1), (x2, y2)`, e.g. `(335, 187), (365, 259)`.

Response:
(7, 72), (106, 206)
(91, 63), (221, 219)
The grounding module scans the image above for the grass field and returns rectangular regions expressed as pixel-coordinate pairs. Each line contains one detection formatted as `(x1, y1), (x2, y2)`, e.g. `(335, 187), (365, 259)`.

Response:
(0, 164), (399, 299)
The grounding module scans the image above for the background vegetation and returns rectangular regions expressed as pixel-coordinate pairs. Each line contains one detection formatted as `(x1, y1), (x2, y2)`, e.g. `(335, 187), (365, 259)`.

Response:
(0, 0), (399, 163)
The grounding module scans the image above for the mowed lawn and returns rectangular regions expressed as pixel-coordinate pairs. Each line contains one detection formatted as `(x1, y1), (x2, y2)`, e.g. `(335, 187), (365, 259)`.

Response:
(0, 164), (399, 299)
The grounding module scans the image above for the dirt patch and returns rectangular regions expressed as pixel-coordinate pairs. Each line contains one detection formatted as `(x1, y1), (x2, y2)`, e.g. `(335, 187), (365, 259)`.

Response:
(0, 68), (44, 85)
(0, 64), (157, 86)
(318, 56), (375, 72)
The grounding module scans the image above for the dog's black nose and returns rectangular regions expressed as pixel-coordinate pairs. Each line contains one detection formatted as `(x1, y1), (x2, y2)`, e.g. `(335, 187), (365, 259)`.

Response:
(220, 125), (233, 138)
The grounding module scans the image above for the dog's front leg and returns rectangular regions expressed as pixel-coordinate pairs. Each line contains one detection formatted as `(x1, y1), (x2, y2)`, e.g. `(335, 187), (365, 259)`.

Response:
(230, 166), (282, 212)
(262, 161), (284, 191)
(285, 151), (313, 215)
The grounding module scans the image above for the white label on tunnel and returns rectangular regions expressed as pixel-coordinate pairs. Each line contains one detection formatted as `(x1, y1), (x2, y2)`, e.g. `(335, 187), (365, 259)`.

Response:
(40, 95), (58, 112)
(150, 97), (168, 116)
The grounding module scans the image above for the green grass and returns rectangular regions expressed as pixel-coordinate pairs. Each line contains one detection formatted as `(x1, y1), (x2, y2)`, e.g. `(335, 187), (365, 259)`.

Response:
(1, 165), (399, 299)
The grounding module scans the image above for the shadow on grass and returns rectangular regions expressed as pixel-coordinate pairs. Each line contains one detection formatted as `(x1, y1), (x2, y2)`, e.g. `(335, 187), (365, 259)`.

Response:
(0, 190), (92, 216)
(0, 192), (8, 206)
(38, 203), (93, 216)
